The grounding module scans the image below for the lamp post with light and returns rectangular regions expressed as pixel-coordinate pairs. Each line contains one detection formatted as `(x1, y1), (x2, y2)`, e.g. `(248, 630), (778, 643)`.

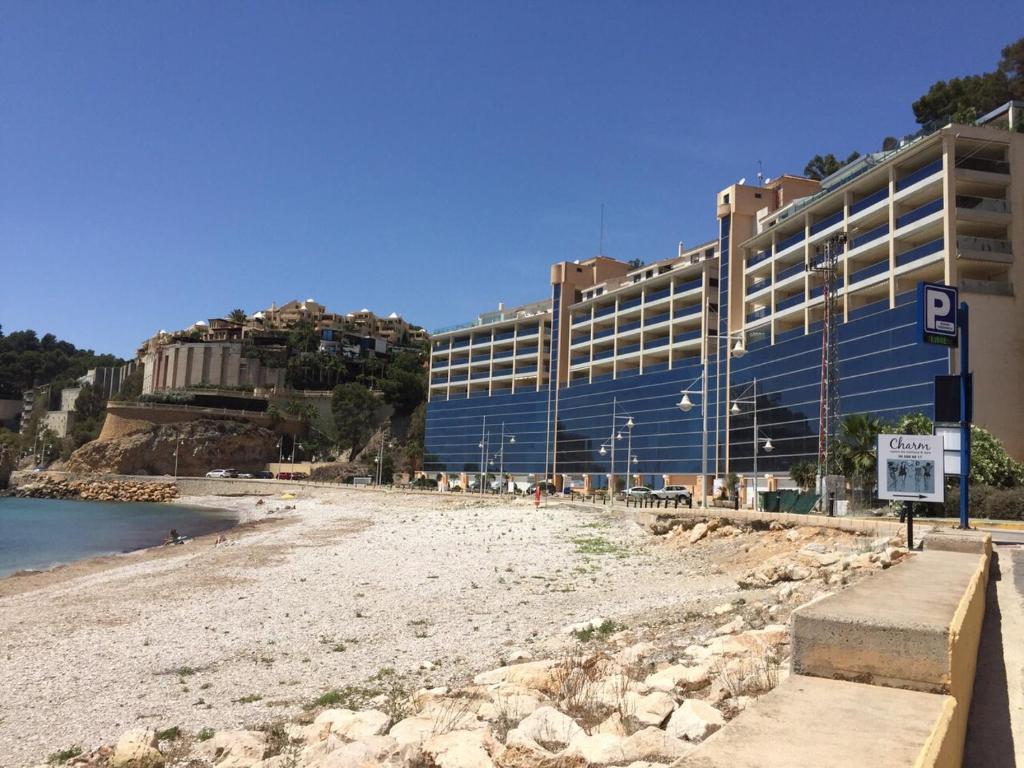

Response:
(598, 396), (635, 500)
(730, 377), (774, 509)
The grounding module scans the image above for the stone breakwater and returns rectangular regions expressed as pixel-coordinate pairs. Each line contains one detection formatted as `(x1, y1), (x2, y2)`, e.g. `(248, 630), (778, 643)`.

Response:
(11, 478), (178, 503)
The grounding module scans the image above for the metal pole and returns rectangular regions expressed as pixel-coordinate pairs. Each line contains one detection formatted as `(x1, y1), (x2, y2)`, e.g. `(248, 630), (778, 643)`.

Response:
(701, 362), (708, 507)
(627, 425), (632, 487)
(959, 302), (971, 529)
(174, 434), (181, 478)
(499, 422), (505, 496)
(753, 378), (758, 511)
(479, 415), (487, 496)
(611, 396), (617, 502)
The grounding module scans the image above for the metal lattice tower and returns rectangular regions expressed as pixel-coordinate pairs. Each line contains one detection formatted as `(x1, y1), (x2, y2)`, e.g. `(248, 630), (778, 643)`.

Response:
(810, 234), (846, 485)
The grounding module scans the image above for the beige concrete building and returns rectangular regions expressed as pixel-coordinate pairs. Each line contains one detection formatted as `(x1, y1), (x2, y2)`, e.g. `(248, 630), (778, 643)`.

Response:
(141, 341), (287, 395)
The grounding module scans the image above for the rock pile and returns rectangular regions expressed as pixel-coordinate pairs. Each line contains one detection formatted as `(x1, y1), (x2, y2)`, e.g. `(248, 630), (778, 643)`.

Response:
(735, 538), (908, 589)
(14, 477), (177, 503)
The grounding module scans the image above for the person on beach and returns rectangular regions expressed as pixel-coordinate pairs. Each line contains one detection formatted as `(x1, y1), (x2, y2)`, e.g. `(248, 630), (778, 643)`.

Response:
(164, 528), (182, 546)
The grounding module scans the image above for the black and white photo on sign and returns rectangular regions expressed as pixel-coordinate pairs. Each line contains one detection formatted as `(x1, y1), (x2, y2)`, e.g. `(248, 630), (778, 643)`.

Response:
(885, 459), (935, 494)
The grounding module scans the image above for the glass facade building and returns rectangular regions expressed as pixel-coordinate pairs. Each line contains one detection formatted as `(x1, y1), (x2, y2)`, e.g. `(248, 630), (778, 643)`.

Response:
(426, 111), (1024, 490)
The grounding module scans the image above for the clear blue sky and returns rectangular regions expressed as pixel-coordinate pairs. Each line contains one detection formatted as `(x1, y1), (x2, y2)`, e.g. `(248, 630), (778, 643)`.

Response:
(2, 1), (1019, 357)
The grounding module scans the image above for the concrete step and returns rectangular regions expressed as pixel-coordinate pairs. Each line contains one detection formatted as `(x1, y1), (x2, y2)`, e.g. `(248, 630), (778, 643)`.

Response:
(791, 549), (987, 695)
(675, 675), (955, 768)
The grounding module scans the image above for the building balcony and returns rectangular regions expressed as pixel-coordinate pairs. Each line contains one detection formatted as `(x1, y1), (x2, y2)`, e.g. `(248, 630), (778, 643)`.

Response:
(848, 222), (889, 256)
(775, 261), (804, 285)
(776, 229), (806, 258)
(895, 197), (943, 231)
(849, 187), (889, 219)
(747, 249), (772, 269)
(956, 195), (1011, 222)
(958, 156), (1010, 175)
(775, 292), (805, 313)
(846, 258), (891, 289)
(674, 277), (703, 295)
(894, 158), (943, 195)
(896, 238), (944, 269)
(957, 235), (1013, 264)
(672, 329), (702, 346)
(674, 304), (702, 320)
(571, 313), (592, 327)
(746, 306), (770, 324)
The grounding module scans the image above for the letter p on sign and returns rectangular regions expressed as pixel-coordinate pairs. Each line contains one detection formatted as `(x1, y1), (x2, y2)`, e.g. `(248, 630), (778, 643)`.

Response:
(918, 282), (958, 345)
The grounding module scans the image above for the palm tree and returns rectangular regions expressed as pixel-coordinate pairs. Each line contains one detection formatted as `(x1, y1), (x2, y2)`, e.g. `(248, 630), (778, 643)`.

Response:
(789, 461), (818, 492)
(838, 413), (886, 491)
(228, 308), (247, 324)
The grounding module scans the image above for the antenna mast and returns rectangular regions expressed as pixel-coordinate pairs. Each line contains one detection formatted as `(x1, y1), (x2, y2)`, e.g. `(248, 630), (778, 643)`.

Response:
(810, 232), (846, 513)
(599, 203), (605, 256)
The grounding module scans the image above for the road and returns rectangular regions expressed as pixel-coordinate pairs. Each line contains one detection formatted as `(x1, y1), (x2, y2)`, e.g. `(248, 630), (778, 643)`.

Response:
(964, 534), (1024, 766)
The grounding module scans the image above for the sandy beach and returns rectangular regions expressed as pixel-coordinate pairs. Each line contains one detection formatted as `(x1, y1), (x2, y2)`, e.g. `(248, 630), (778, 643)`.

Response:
(0, 488), (736, 767)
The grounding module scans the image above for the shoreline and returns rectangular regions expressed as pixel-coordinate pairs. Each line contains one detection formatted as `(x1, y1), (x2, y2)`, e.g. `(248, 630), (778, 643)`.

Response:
(0, 493), (294, 599)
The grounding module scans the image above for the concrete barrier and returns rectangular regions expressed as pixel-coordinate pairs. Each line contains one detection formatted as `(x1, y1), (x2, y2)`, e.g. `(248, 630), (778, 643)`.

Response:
(682, 537), (991, 767)
(676, 676), (958, 768)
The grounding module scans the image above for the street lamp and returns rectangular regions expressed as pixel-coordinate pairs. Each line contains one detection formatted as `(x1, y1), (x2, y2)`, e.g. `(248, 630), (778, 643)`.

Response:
(494, 422), (516, 495)
(478, 415), (489, 496)
(731, 377), (774, 510)
(601, 396), (635, 500)
(677, 365), (709, 507)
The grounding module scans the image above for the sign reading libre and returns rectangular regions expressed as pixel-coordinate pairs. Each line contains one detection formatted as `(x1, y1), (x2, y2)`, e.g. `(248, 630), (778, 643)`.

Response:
(917, 282), (958, 347)
(877, 434), (944, 503)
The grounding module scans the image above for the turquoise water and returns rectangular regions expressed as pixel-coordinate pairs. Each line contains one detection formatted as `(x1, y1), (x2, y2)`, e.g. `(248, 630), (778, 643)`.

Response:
(0, 497), (238, 577)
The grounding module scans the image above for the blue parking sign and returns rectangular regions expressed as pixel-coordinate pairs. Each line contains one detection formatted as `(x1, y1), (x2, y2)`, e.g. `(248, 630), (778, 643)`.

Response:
(918, 282), (958, 346)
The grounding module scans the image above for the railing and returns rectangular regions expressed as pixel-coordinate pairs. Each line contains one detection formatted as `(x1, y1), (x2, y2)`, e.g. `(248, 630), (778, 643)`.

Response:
(618, 342), (642, 355)
(595, 305), (616, 319)
(748, 276), (771, 294)
(747, 249), (772, 268)
(515, 364), (537, 374)
(571, 354), (589, 366)
(646, 287), (671, 303)
(643, 336), (670, 350)
(492, 368), (514, 378)
(896, 197), (943, 229)
(674, 304), (702, 318)
(672, 329), (702, 344)
(958, 157), (1009, 174)
(956, 195), (1010, 214)
(515, 346), (538, 355)
(571, 313), (591, 326)
(896, 238), (944, 267)
(645, 311), (670, 327)
(777, 230), (805, 253)
(452, 338), (470, 349)
(895, 158), (942, 191)
(431, 359), (447, 369)
(775, 293), (805, 311)
(776, 262), (804, 281)
(493, 331), (515, 342)
(450, 373), (468, 383)
(848, 259), (890, 285)
(619, 297), (643, 311)
(957, 235), (1012, 254)
(851, 222), (889, 249)
(470, 370), (489, 380)
(595, 326), (617, 339)
(571, 333), (590, 345)
(675, 277), (703, 294)
(746, 307), (770, 323)
(516, 328), (538, 337)
(430, 376), (447, 384)
(810, 210), (843, 235)
(850, 187), (888, 215)
(594, 348), (615, 361)
(471, 335), (491, 346)
(493, 349), (514, 360)
(809, 276), (845, 299)
(450, 357), (469, 366)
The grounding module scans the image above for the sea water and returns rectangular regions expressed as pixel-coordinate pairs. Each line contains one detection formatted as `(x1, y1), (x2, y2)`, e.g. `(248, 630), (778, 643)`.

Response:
(0, 497), (238, 577)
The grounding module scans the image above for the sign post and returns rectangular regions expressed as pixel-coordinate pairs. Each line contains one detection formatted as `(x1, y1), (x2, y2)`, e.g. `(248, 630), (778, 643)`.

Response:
(958, 302), (971, 529)
(918, 282), (972, 530)
(877, 434), (944, 548)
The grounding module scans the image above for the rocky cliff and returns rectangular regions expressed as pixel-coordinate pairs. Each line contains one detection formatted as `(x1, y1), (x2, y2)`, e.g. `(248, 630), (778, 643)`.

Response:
(66, 418), (278, 476)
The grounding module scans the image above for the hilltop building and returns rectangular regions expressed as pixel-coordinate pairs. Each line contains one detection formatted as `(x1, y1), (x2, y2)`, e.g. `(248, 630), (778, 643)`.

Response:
(424, 104), (1024, 499)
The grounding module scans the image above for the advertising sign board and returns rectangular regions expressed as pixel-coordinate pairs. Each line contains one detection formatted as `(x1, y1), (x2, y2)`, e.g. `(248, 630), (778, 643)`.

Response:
(877, 434), (944, 503)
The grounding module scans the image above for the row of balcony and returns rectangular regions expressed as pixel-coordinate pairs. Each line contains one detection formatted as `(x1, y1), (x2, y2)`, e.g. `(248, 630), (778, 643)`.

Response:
(570, 278), (704, 326)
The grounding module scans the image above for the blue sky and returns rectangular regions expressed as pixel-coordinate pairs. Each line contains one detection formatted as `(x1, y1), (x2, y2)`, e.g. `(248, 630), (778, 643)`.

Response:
(1, 1), (1019, 357)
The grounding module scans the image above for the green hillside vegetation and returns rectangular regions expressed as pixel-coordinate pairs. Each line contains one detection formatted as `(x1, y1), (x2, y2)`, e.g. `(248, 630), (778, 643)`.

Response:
(805, 36), (1024, 179)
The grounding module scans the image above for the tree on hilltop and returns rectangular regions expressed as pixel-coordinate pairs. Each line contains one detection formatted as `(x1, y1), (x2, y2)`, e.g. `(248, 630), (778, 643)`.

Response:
(331, 382), (378, 457)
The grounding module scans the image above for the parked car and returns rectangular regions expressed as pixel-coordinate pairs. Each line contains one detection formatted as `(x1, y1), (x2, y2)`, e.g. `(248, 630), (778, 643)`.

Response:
(205, 469), (237, 478)
(411, 476), (438, 489)
(236, 472), (254, 479)
(624, 486), (653, 498)
(253, 470), (274, 479)
(525, 481), (558, 496)
(652, 485), (692, 503)
(276, 471), (294, 480)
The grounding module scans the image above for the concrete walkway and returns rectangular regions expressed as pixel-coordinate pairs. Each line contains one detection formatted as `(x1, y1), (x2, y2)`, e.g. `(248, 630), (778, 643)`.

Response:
(964, 543), (1024, 766)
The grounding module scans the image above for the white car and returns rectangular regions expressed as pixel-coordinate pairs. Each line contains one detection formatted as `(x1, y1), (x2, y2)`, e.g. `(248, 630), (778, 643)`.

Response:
(205, 469), (236, 478)
(624, 486), (652, 498)
(652, 485), (692, 503)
